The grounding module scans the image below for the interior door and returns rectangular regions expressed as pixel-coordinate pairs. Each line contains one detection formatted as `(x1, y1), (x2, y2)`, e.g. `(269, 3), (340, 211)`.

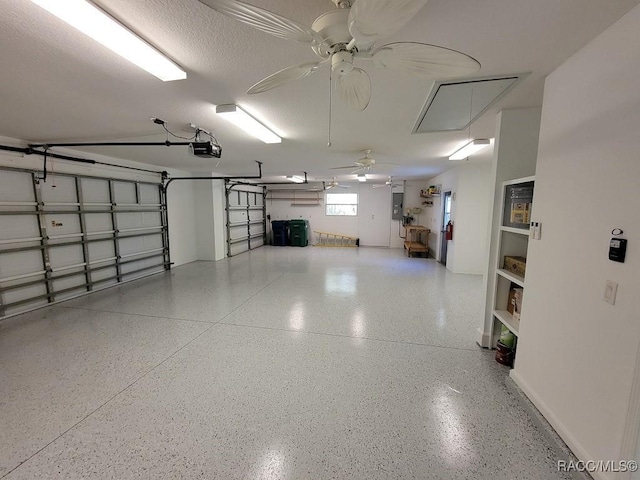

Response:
(357, 185), (391, 247)
(440, 191), (452, 265)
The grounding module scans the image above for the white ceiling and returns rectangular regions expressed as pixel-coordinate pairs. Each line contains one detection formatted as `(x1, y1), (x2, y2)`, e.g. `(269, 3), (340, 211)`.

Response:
(0, 0), (637, 182)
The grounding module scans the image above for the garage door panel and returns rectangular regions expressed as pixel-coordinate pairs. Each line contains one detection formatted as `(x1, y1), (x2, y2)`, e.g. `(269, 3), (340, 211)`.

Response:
(229, 242), (248, 257)
(0, 171), (34, 202)
(81, 178), (110, 204)
(225, 187), (265, 258)
(139, 184), (160, 204)
(120, 257), (164, 276)
(228, 210), (247, 224)
(0, 216), (40, 241)
(39, 177), (77, 203)
(85, 213), (113, 233)
(0, 250), (43, 279)
(44, 213), (81, 238)
(1, 168), (169, 319)
(116, 212), (161, 230)
(91, 266), (117, 283)
(52, 273), (87, 293)
(48, 245), (84, 270)
(87, 240), (115, 262)
(250, 224), (264, 236)
(3, 293), (48, 317)
(113, 182), (136, 204)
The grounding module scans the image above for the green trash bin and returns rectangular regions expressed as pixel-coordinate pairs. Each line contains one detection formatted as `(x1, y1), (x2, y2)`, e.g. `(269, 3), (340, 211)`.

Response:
(289, 219), (309, 247)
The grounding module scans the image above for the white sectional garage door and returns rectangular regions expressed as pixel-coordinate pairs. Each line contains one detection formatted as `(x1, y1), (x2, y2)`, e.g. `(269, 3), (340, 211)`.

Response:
(225, 184), (266, 257)
(0, 167), (169, 319)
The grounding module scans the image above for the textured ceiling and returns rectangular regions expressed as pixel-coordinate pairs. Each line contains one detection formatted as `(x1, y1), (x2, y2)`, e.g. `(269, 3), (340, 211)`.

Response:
(0, 0), (638, 181)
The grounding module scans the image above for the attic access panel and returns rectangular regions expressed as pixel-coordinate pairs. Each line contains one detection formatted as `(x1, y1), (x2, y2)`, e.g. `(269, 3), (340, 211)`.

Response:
(412, 75), (527, 133)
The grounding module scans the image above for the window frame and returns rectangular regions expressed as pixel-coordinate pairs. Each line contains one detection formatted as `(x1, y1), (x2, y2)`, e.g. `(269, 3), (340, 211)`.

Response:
(325, 192), (358, 216)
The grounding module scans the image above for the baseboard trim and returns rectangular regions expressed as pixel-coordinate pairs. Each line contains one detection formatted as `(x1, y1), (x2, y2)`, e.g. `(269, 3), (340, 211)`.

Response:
(508, 370), (608, 480)
(476, 327), (491, 348)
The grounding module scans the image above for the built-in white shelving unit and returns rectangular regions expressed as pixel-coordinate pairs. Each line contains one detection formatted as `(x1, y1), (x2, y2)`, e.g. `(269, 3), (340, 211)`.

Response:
(490, 176), (535, 346)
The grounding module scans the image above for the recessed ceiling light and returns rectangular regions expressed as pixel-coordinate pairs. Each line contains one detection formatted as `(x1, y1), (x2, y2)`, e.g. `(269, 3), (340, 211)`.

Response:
(215, 104), (282, 144)
(30, 0), (186, 81)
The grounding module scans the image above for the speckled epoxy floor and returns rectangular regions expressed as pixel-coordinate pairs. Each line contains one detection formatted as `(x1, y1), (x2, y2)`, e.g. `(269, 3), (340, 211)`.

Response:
(0, 247), (571, 479)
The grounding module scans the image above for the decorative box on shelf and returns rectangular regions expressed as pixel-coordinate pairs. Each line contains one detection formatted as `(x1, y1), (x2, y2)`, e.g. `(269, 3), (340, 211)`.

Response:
(419, 184), (442, 198)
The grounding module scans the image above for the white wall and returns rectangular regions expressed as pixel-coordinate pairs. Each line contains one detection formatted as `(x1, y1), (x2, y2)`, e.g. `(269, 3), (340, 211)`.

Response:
(0, 137), (199, 268)
(194, 180), (216, 261)
(423, 162), (493, 274)
(267, 181), (427, 248)
(167, 178), (198, 267)
(480, 107), (542, 346)
(511, 6), (640, 480)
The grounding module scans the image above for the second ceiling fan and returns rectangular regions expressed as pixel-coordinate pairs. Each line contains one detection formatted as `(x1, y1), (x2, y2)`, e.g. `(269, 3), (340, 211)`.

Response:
(330, 149), (393, 173)
(199, 0), (481, 111)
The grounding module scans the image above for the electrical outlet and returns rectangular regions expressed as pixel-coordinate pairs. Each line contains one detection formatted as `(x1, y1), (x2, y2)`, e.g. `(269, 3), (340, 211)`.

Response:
(604, 280), (618, 305)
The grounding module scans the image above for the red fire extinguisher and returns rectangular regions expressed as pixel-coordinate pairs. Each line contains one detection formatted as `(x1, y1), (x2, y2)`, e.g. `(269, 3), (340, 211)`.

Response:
(445, 221), (453, 241)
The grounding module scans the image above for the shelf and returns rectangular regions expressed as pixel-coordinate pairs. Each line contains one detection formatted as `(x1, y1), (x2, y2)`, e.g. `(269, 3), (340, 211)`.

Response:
(500, 226), (530, 236)
(404, 241), (427, 252)
(267, 197), (321, 201)
(493, 310), (520, 336)
(496, 268), (525, 287)
(502, 175), (536, 187)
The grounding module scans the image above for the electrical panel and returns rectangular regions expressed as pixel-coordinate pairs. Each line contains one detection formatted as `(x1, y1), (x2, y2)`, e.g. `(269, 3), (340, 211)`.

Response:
(392, 192), (403, 220)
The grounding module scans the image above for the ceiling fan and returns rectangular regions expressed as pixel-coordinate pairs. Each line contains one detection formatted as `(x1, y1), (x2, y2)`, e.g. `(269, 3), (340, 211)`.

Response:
(198, 0), (481, 111)
(330, 149), (393, 173)
(372, 176), (402, 188)
(323, 177), (350, 189)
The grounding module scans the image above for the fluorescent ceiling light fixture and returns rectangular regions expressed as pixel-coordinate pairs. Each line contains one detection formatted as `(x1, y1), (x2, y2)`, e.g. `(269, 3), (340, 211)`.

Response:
(357, 174), (367, 182)
(286, 175), (305, 183)
(449, 139), (491, 160)
(30, 0), (186, 81)
(216, 104), (282, 144)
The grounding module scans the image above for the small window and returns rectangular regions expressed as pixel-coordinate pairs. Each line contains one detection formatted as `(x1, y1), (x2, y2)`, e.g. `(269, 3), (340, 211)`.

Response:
(326, 193), (358, 216)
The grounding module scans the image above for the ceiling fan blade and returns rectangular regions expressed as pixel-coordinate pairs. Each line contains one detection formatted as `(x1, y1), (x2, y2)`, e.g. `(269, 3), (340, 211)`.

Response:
(248, 62), (324, 94)
(199, 0), (323, 45)
(372, 42), (480, 77)
(348, 0), (428, 48)
(330, 165), (358, 170)
(337, 67), (371, 111)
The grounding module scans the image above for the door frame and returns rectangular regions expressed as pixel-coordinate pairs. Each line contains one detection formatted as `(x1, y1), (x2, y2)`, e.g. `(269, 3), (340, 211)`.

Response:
(440, 190), (452, 265)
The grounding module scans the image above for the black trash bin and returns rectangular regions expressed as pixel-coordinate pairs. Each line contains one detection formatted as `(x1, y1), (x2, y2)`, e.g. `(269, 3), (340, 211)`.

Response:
(271, 220), (289, 246)
(289, 219), (309, 247)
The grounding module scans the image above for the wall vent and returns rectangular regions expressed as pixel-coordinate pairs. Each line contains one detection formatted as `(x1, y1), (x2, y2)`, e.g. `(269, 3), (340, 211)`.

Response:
(412, 74), (528, 133)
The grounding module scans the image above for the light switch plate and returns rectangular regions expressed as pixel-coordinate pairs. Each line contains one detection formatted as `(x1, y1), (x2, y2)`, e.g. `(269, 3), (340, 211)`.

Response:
(604, 280), (618, 305)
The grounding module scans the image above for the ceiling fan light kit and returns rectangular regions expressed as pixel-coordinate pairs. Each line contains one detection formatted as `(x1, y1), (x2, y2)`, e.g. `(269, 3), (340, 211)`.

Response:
(449, 139), (491, 160)
(199, 0), (481, 111)
(357, 173), (367, 182)
(215, 104), (282, 144)
(30, 0), (186, 82)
